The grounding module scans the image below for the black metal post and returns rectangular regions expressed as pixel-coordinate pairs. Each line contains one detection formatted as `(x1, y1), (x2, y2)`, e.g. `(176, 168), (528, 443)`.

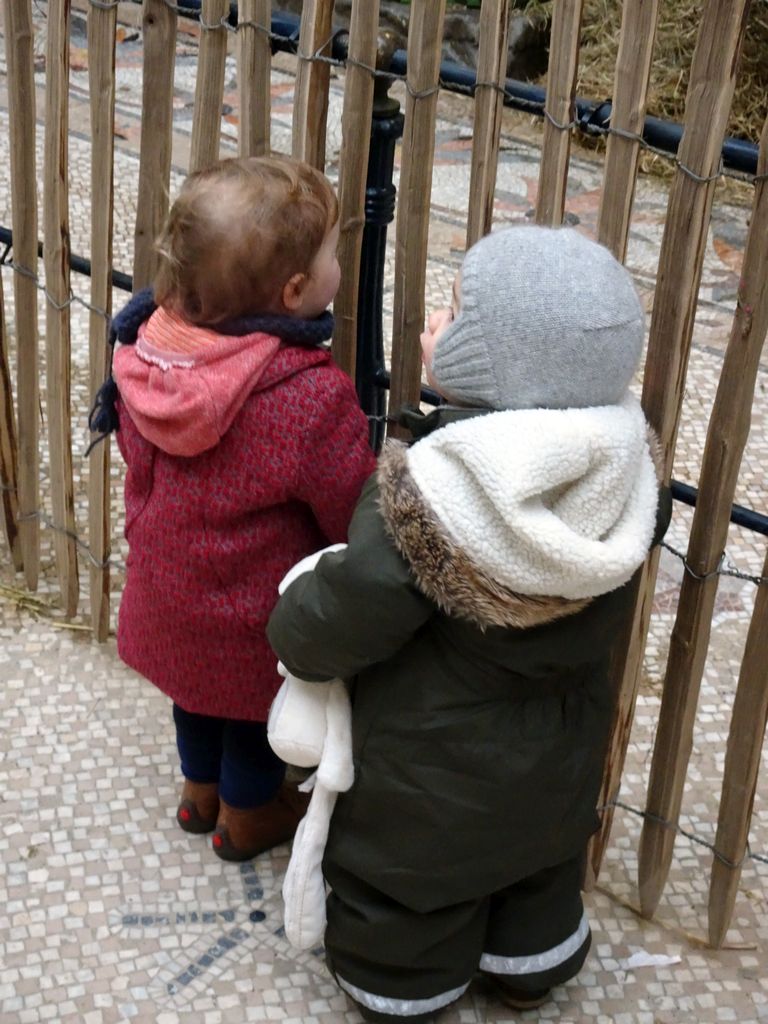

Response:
(355, 37), (404, 453)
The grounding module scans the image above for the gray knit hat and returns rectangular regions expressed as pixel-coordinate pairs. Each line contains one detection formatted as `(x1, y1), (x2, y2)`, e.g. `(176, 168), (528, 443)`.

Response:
(430, 226), (645, 410)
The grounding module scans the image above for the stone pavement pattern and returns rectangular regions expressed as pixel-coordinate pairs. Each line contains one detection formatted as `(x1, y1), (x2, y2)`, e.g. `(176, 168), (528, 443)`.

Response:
(0, 8), (766, 1023)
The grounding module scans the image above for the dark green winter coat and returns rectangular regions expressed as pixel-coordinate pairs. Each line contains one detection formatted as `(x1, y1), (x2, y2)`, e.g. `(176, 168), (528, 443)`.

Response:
(267, 410), (670, 915)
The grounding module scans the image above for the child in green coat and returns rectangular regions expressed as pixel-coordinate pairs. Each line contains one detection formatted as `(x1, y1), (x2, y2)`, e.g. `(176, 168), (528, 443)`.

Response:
(268, 226), (670, 1022)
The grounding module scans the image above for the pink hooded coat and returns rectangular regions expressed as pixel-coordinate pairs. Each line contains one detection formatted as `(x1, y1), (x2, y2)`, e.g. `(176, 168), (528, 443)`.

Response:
(113, 311), (375, 721)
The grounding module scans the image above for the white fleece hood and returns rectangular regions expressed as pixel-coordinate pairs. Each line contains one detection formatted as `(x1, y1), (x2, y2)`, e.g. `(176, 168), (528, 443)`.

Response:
(405, 394), (658, 601)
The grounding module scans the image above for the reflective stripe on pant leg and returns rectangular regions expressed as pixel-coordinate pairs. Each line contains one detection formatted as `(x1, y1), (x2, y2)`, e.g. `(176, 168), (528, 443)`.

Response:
(335, 974), (470, 1017)
(479, 910), (590, 975)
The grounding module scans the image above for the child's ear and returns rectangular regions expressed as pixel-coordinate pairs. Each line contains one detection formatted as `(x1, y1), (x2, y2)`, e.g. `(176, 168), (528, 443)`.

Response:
(281, 272), (308, 312)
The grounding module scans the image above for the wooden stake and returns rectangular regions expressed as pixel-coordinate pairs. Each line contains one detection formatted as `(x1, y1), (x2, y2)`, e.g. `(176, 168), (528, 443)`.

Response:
(588, 0), (752, 896)
(596, 0), (660, 261)
(641, 113), (768, 924)
(87, 0), (117, 641)
(238, 0), (271, 157)
(636, 0), (751, 919)
(5, 0), (39, 588)
(133, 0), (177, 290)
(190, 0), (229, 173)
(584, 0), (660, 889)
(0, 271), (22, 570)
(43, 0), (79, 618)
(332, 0), (380, 378)
(535, 0), (583, 226)
(388, 0), (447, 436)
(708, 546), (768, 947)
(466, 0), (510, 248)
(292, 0), (334, 171)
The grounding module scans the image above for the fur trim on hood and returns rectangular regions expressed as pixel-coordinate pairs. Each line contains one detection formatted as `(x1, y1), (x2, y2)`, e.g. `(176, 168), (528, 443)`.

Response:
(377, 399), (663, 631)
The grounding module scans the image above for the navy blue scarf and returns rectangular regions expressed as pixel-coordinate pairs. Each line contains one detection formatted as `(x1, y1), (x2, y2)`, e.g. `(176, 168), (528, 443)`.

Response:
(87, 288), (334, 452)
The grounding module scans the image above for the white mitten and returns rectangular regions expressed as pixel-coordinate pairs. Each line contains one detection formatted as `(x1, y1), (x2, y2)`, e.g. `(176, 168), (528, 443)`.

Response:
(267, 544), (347, 767)
(267, 671), (329, 768)
(283, 680), (354, 950)
(277, 544), (346, 596)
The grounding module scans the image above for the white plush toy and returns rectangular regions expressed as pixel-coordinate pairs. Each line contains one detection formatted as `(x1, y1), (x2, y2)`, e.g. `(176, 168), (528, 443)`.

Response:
(267, 546), (354, 950)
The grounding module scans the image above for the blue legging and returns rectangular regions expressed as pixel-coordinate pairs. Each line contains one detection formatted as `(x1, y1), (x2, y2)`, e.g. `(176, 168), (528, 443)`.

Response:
(173, 704), (286, 809)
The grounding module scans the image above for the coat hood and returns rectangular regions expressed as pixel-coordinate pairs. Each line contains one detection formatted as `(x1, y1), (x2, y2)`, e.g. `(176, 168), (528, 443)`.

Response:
(378, 396), (661, 629)
(113, 326), (280, 456)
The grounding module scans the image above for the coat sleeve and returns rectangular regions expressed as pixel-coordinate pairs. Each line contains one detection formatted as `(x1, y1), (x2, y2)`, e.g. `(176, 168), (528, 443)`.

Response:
(291, 365), (376, 544)
(267, 476), (434, 682)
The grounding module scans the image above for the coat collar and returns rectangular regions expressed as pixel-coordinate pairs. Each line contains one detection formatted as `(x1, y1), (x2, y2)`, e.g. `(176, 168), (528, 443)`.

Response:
(395, 404), (490, 442)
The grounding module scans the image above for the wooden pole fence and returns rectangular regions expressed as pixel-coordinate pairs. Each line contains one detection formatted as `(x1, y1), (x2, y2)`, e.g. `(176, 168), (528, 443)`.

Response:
(332, 0), (380, 379)
(87, 0), (118, 642)
(292, 0), (334, 171)
(466, 0), (510, 249)
(43, 0), (79, 619)
(238, 0), (272, 157)
(596, 0), (660, 261)
(190, 0), (229, 173)
(635, 0), (751, 919)
(388, 0), (447, 434)
(535, 0), (583, 226)
(588, 0), (752, 893)
(5, 0), (40, 589)
(133, 0), (177, 290)
(0, 271), (21, 570)
(640, 108), (768, 922)
(583, 0), (660, 888)
(706, 117), (768, 948)
(708, 546), (768, 947)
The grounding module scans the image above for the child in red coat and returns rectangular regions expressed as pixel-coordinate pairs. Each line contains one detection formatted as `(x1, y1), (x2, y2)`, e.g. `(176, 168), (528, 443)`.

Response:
(90, 156), (375, 860)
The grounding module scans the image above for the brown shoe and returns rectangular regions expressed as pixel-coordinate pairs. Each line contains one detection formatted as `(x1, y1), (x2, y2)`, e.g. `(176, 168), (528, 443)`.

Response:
(177, 780), (220, 834)
(211, 782), (310, 861)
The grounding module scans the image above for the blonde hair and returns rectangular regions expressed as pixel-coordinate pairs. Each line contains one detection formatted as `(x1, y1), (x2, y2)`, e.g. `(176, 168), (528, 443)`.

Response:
(154, 156), (338, 324)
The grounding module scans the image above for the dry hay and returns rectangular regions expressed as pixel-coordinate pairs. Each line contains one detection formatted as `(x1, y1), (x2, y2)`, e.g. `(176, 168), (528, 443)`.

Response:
(526, 0), (768, 179)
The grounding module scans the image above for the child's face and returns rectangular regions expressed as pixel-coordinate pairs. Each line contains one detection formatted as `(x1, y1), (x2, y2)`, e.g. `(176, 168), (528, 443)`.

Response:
(420, 273), (461, 394)
(289, 221), (341, 319)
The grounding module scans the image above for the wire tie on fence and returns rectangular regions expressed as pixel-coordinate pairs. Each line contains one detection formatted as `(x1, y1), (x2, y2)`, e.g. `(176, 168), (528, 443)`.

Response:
(543, 107), (578, 133)
(720, 558), (768, 586)
(602, 799), (756, 871)
(473, 79), (508, 100)
(199, 13), (231, 33)
(660, 541), (725, 582)
(660, 541), (767, 585)
(9, 260), (37, 284)
(676, 156), (725, 185)
(406, 81), (441, 101)
(345, 55), (380, 79)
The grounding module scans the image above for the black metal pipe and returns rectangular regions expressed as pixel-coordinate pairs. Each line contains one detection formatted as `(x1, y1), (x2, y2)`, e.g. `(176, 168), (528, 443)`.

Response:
(0, 227), (134, 292)
(159, 4), (760, 176)
(387, 52), (759, 177)
(670, 481), (768, 539)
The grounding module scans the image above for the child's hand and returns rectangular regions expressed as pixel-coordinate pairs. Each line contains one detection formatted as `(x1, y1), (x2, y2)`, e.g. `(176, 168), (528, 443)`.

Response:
(420, 308), (453, 361)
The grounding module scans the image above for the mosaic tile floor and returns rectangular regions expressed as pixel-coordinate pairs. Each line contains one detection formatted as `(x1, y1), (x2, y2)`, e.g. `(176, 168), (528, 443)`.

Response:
(0, 5), (766, 1022)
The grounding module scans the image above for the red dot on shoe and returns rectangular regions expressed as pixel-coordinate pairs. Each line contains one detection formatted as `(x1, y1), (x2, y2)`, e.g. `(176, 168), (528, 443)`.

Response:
(212, 833), (223, 848)
(179, 807), (191, 822)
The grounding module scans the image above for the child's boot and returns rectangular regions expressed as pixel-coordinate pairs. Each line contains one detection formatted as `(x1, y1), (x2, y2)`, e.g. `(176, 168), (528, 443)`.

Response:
(482, 974), (551, 1010)
(177, 780), (220, 834)
(211, 782), (310, 861)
